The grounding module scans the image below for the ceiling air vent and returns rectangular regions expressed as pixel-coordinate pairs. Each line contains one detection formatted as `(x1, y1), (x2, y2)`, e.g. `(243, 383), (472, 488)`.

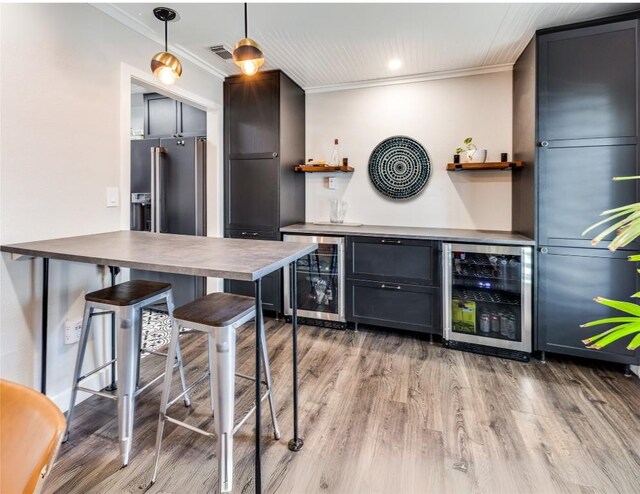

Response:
(209, 45), (233, 61)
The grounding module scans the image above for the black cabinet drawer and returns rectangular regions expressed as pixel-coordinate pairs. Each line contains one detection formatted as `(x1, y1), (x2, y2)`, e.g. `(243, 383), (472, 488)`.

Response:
(347, 236), (439, 286)
(347, 279), (440, 334)
(226, 230), (280, 241)
(537, 246), (640, 364)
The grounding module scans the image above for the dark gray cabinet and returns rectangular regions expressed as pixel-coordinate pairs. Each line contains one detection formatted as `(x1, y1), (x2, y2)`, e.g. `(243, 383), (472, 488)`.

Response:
(346, 236), (441, 335)
(223, 70), (306, 313)
(347, 237), (438, 285)
(144, 93), (206, 138)
(513, 12), (640, 365)
(537, 247), (639, 364)
(223, 229), (281, 312)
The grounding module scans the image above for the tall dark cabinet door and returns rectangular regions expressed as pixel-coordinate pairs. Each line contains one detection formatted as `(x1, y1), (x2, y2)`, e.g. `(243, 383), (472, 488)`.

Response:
(538, 144), (639, 248)
(226, 158), (279, 232)
(538, 20), (637, 142)
(537, 247), (640, 364)
(537, 19), (639, 248)
(227, 73), (279, 156)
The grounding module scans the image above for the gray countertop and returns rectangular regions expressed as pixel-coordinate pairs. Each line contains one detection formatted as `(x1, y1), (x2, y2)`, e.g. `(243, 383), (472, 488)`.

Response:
(280, 223), (535, 246)
(1, 231), (317, 281)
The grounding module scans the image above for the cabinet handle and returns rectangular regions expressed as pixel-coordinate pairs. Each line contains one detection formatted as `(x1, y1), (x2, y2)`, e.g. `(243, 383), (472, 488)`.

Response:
(272, 152), (279, 158)
(539, 141), (549, 148)
(381, 284), (402, 290)
(539, 247), (548, 254)
(381, 239), (402, 244)
(241, 232), (259, 237)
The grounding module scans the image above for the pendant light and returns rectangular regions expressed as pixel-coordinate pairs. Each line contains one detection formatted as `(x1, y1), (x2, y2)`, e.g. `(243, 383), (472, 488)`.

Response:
(150, 7), (182, 85)
(232, 3), (264, 76)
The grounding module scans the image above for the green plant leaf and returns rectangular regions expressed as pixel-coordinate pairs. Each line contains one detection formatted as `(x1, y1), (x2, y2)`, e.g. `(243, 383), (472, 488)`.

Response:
(587, 323), (640, 349)
(580, 317), (640, 328)
(610, 221), (640, 250)
(463, 137), (472, 145)
(613, 176), (640, 181)
(593, 297), (640, 316)
(631, 291), (640, 298)
(582, 322), (635, 345)
(455, 147), (463, 154)
(590, 211), (640, 247)
(627, 333), (640, 350)
(600, 203), (640, 215)
(581, 208), (632, 237)
(628, 254), (640, 262)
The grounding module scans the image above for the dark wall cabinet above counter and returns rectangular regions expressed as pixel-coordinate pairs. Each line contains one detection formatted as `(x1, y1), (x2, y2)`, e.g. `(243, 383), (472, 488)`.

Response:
(144, 93), (206, 138)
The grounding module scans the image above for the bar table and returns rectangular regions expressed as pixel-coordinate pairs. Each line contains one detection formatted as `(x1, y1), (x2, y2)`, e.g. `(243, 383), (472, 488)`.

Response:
(1, 230), (316, 493)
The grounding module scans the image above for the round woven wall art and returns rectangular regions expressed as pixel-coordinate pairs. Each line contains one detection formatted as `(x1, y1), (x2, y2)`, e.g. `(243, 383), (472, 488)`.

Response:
(368, 136), (432, 200)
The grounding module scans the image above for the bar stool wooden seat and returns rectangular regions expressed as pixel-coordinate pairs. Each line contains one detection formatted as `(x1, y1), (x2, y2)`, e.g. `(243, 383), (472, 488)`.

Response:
(64, 280), (190, 466)
(151, 292), (280, 494)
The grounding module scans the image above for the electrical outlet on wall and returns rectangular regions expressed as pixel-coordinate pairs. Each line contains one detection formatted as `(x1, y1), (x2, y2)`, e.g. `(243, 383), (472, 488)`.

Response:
(327, 176), (337, 190)
(64, 318), (83, 345)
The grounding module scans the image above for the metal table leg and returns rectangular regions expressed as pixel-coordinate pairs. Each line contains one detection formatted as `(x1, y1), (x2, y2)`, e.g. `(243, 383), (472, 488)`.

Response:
(288, 261), (303, 452)
(254, 279), (263, 494)
(106, 266), (119, 391)
(41, 258), (49, 394)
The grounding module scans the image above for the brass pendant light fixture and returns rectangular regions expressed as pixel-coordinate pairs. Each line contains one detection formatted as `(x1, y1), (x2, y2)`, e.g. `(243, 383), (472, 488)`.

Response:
(150, 7), (182, 85)
(232, 3), (264, 76)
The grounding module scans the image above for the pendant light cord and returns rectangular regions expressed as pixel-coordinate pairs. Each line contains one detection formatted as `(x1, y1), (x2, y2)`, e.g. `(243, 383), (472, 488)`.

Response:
(244, 2), (248, 38)
(165, 20), (168, 51)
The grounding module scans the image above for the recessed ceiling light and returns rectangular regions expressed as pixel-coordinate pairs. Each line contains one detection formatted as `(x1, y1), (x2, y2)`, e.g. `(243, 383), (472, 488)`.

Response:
(388, 58), (402, 70)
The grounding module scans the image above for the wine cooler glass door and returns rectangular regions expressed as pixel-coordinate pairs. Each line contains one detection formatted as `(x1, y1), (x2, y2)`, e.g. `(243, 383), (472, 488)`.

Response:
(283, 235), (345, 322)
(443, 243), (532, 353)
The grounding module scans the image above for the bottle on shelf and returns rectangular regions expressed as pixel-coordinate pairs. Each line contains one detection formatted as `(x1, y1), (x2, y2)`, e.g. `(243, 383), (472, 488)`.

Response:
(330, 138), (341, 166)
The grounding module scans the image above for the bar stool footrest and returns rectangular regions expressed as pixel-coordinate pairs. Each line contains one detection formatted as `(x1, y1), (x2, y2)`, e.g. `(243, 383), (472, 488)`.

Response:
(164, 415), (216, 438)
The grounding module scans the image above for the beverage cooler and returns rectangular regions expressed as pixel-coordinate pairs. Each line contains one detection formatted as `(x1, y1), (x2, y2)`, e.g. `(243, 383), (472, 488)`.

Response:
(283, 235), (345, 324)
(442, 243), (533, 361)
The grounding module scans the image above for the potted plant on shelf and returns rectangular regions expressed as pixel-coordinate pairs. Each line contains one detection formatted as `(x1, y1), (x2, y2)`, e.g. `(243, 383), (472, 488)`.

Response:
(455, 137), (487, 163)
(581, 175), (640, 351)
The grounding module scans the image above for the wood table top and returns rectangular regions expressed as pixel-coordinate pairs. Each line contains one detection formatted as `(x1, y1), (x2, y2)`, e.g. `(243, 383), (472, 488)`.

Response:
(1, 230), (317, 281)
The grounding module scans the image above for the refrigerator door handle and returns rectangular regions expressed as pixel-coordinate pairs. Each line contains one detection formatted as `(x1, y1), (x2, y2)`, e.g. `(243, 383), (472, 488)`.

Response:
(150, 147), (166, 233)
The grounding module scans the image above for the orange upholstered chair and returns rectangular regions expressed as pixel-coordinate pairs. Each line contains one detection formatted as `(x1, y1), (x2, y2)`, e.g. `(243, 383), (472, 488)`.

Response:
(0, 379), (66, 493)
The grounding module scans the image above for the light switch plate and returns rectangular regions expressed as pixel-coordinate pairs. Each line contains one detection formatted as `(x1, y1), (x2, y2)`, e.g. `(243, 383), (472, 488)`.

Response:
(327, 177), (337, 190)
(106, 187), (119, 207)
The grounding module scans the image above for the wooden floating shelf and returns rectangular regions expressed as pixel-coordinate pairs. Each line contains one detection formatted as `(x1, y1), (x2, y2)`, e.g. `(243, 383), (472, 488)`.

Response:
(446, 161), (525, 172)
(294, 165), (355, 173)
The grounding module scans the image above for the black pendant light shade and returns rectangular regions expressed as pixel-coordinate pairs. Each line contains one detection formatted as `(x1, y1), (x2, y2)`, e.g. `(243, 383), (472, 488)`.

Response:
(232, 3), (264, 76)
(151, 7), (182, 85)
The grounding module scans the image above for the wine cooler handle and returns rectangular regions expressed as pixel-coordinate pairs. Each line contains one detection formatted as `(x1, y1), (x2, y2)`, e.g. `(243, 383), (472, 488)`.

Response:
(381, 284), (401, 290)
(381, 239), (402, 244)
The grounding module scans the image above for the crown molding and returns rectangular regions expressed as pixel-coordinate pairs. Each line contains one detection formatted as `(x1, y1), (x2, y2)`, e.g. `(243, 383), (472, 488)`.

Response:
(91, 3), (227, 81)
(305, 63), (514, 94)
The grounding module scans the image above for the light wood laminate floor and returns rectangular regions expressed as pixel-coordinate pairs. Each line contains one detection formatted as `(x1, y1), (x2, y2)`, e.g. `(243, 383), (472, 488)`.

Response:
(45, 320), (640, 494)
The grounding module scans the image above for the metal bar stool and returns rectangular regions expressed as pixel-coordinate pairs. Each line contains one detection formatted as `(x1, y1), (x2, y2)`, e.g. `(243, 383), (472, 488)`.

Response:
(151, 292), (280, 493)
(63, 280), (190, 466)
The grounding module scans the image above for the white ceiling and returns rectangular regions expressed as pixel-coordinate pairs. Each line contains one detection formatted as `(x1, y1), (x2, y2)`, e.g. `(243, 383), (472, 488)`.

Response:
(99, 3), (639, 91)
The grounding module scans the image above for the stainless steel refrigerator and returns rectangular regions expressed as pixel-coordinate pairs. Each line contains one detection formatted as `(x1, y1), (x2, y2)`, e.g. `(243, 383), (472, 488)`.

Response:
(130, 136), (206, 307)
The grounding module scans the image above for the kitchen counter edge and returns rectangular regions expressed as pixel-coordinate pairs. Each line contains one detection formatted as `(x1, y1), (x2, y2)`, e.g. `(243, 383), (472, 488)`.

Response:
(280, 223), (535, 246)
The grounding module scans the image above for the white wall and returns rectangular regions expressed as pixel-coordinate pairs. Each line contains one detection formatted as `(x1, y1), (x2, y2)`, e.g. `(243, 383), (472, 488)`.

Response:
(305, 71), (513, 230)
(0, 3), (223, 407)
